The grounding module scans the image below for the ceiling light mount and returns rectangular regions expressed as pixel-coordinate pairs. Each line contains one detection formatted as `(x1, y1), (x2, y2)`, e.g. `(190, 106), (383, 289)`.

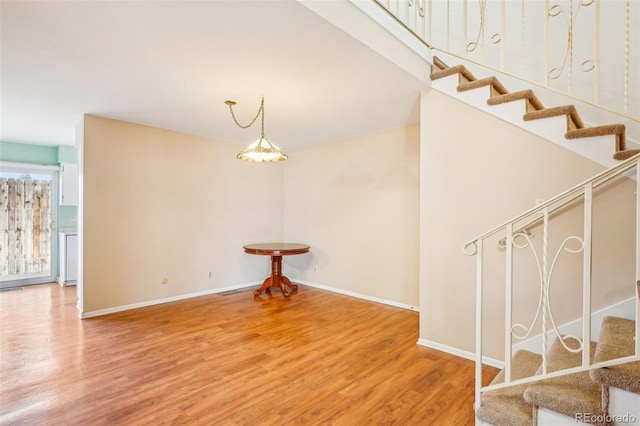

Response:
(225, 97), (288, 162)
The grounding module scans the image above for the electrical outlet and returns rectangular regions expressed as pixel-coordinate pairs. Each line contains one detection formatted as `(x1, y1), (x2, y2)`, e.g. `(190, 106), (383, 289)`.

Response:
(208, 272), (212, 279)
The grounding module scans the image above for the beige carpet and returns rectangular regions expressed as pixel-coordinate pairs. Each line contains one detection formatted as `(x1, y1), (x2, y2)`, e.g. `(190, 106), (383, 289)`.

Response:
(590, 316), (640, 394)
(476, 350), (541, 426)
(523, 338), (604, 425)
(475, 318), (639, 425)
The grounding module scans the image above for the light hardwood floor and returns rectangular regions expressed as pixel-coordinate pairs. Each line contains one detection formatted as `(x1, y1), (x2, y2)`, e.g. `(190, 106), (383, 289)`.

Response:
(1, 283), (497, 425)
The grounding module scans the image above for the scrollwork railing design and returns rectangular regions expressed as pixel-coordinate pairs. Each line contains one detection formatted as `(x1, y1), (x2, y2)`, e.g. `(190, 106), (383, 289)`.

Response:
(547, 0), (596, 87)
(372, 0), (639, 121)
(509, 230), (585, 356)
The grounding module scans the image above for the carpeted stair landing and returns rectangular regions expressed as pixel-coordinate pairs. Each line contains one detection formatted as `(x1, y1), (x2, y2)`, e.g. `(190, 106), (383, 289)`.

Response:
(477, 317), (639, 425)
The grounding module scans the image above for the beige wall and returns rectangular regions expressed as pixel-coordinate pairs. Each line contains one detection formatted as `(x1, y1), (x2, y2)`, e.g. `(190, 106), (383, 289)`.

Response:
(82, 115), (284, 313)
(283, 125), (420, 307)
(82, 95), (633, 351)
(82, 116), (419, 314)
(419, 90), (636, 359)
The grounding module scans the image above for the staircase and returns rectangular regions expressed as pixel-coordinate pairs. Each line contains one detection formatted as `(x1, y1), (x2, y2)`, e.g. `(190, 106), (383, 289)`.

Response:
(429, 56), (640, 163)
(462, 147), (640, 424)
(478, 316), (640, 425)
(347, 3), (640, 423)
(418, 15), (640, 426)
(456, 65), (640, 420)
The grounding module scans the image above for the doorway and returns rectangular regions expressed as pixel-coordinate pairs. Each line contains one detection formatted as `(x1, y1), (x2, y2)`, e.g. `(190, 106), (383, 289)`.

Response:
(0, 163), (58, 289)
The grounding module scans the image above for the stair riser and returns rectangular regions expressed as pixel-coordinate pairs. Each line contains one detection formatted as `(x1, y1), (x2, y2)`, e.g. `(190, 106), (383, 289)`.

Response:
(538, 408), (582, 425)
(609, 388), (640, 425)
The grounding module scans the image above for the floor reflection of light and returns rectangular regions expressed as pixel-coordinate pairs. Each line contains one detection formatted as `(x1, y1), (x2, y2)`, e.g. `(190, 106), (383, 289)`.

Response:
(0, 399), (49, 424)
(1, 283), (85, 421)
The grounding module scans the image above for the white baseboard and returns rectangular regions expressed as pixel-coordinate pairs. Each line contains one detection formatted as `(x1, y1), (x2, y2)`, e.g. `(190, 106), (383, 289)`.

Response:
(295, 279), (419, 312)
(416, 338), (504, 369)
(79, 281), (262, 319)
(79, 279), (420, 319)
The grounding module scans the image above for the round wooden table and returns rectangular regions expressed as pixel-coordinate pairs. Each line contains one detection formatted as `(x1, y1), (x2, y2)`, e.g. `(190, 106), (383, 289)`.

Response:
(243, 243), (310, 297)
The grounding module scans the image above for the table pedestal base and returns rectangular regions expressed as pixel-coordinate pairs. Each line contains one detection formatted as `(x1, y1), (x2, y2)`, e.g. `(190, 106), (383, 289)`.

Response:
(253, 255), (299, 298)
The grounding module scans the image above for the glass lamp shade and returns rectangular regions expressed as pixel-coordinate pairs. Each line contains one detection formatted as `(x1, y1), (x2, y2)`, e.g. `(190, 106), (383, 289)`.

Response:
(237, 137), (288, 162)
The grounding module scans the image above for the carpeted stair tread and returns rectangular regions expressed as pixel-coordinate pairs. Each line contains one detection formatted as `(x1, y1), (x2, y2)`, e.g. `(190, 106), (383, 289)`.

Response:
(430, 56), (477, 83)
(523, 338), (603, 423)
(476, 350), (541, 426)
(565, 124), (625, 139)
(430, 64), (476, 83)
(523, 105), (585, 130)
(428, 56), (631, 162)
(613, 149), (640, 161)
(432, 56), (449, 71)
(457, 76), (509, 96)
(566, 125), (628, 161)
(590, 316), (640, 394)
(486, 90), (545, 112)
(476, 400), (532, 426)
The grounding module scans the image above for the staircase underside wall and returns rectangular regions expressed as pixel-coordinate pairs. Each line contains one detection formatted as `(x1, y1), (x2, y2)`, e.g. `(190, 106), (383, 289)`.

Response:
(419, 89), (636, 360)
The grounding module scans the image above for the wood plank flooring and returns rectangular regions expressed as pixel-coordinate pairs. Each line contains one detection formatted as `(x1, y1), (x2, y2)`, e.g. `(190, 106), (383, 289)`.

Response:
(1, 283), (498, 425)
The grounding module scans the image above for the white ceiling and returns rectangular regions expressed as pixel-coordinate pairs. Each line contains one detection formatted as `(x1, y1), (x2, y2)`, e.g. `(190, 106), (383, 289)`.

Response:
(0, 0), (430, 152)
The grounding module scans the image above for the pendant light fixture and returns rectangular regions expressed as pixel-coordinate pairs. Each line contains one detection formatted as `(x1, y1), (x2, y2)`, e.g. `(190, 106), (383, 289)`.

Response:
(224, 97), (288, 162)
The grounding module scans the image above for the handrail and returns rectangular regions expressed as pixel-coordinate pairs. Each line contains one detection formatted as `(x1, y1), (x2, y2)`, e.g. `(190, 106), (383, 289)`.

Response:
(463, 152), (640, 255)
(465, 152), (640, 422)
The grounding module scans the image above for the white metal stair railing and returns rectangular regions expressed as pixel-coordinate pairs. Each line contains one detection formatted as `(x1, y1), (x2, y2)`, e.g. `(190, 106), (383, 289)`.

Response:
(369, 0), (640, 125)
(462, 153), (640, 420)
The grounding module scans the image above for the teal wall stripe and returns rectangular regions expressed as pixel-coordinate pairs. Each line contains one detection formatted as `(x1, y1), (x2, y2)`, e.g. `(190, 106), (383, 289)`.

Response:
(0, 141), (60, 165)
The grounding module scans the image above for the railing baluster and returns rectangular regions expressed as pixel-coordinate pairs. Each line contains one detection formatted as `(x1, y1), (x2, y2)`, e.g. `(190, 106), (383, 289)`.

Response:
(544, 0), (549, 85)
(475, 239), (484, 413)
(541, 208), (549, 375)
(500, 0), (505, 71)
(636, 160), (640, 357)
(428, 0), (433, 46)
(594, 0), (600, 105)
(463, 0), (468, 57)
(583, 182), (593, 367)
(504, 223), (514, 383)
